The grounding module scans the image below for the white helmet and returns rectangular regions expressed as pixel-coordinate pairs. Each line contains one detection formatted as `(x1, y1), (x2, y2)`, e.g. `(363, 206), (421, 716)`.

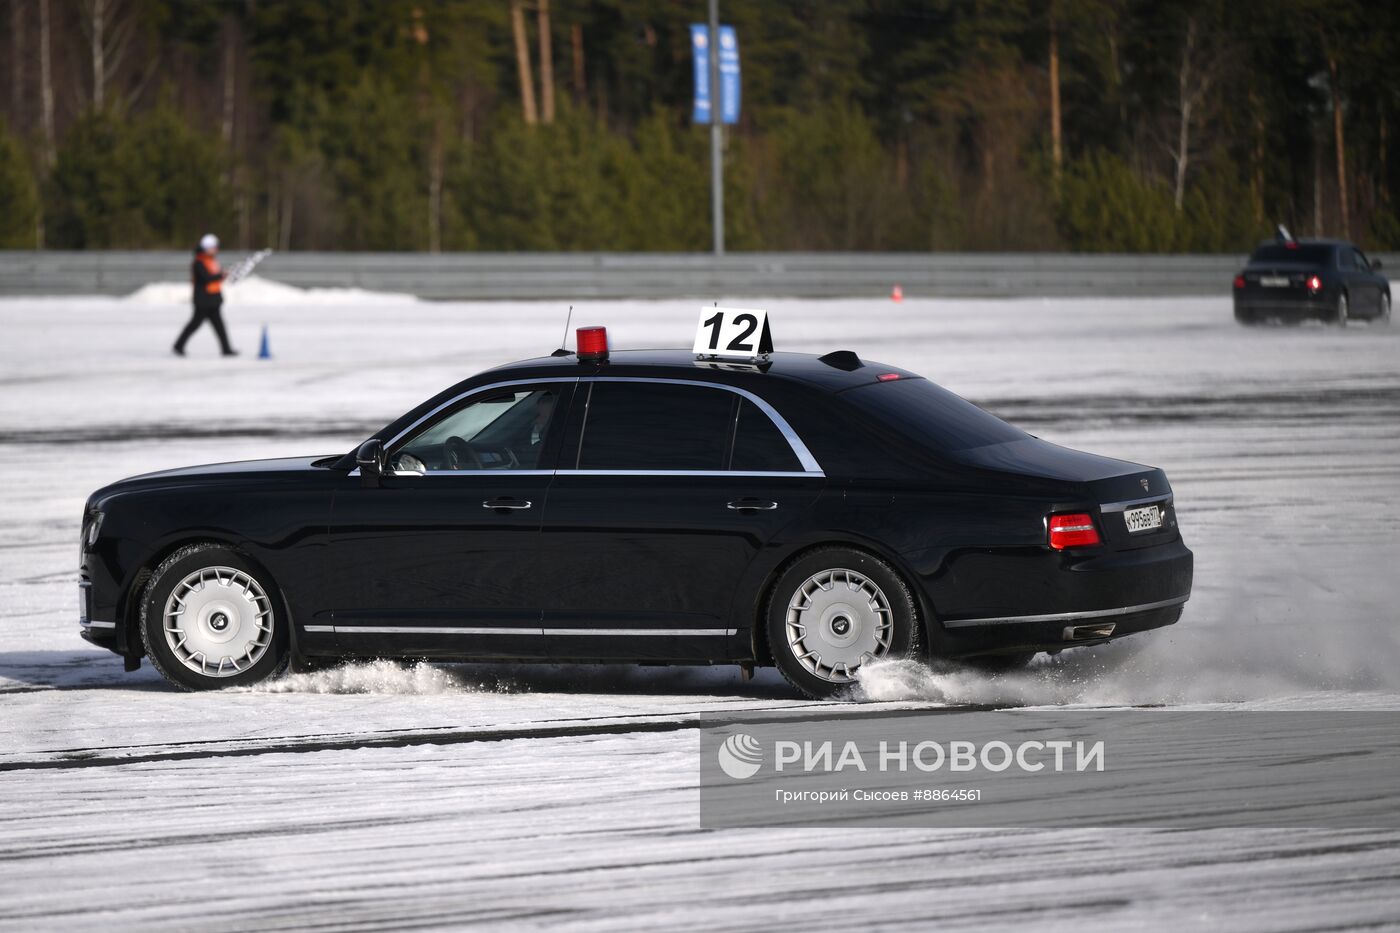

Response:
(199, 233), (219, 252)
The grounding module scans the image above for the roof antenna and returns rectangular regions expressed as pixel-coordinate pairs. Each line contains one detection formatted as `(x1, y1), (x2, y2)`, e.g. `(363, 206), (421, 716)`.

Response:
(550, 306), (574, 357)
(1275, 223), (1294, 243)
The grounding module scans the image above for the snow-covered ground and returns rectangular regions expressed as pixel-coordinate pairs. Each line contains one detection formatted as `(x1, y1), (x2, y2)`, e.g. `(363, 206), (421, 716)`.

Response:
(1, 280), (1399, 929)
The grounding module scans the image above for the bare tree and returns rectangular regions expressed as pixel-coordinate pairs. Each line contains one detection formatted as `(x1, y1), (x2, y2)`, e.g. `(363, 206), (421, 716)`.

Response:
(538, 0), (554, 124)
(39, 0), (55, 165)
(1169, 17), (1223, 212)
(511, 0), (538, 125)
(1326, 49), (1350, 239)
(10, 0), (24, 128)
(79, 0), (144, 110)
(571, 22), (586, 102)
(1049, 0), (1062, 187)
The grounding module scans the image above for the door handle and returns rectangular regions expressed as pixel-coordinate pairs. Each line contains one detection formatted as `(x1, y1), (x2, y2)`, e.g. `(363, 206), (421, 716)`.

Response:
(727, 498), (778, 511)
(483, 497), (532, 510)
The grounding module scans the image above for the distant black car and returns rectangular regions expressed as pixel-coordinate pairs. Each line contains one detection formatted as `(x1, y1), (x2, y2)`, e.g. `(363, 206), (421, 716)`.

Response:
(1233, 238), (1391, 326)
(79, 335), (1193, 697)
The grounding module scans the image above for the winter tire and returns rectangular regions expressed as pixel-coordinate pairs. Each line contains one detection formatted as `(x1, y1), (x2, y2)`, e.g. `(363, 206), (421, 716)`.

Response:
(140, 544), (288, 691)
(766, 546), (921, 699)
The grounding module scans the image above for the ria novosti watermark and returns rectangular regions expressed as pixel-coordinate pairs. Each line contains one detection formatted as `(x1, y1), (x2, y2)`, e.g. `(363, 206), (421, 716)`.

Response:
(700, 711), (1400, 829)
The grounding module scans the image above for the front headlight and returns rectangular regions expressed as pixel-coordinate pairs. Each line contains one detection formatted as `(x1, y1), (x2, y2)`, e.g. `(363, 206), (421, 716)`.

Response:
(84, 511), (104, 549)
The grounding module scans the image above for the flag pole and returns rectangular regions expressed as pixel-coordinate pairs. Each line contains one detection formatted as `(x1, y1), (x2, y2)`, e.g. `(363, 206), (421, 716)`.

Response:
(709, 0), (724, 256)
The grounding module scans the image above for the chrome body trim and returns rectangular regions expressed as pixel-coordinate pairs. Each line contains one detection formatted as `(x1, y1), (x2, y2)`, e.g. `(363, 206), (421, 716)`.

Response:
(942, 595), (1189, 628)
(1099, 493), (1173, 513)
(544, 627), (736, 637)
(332, 626), (542, 636)
(303, 625), (335, 633)
(325, 625), (736, 637)
(81, 619), (116, 630)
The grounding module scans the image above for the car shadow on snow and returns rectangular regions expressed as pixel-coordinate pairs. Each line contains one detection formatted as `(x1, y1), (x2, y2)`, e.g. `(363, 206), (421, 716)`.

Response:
(0, 649), (167, 692)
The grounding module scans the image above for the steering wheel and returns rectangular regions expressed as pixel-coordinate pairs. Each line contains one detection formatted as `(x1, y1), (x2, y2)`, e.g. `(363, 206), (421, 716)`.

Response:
(443, 437), (519, 470)
(390, 452), (426, 474)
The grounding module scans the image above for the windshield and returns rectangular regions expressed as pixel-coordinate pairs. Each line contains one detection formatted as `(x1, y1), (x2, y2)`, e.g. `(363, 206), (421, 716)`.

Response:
(844, 378), (1026, 453)
(1249, 244), (1333, 265)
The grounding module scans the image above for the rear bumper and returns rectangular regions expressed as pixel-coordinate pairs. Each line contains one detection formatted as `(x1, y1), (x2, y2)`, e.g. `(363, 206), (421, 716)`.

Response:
(927, 538), (1193, 657)
(1234, 297), (1333, 320)
(938, 601), (1185, 657)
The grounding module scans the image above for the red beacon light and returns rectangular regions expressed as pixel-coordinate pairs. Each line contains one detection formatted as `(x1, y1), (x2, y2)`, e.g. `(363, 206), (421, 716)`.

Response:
(576, 325), (609, 361)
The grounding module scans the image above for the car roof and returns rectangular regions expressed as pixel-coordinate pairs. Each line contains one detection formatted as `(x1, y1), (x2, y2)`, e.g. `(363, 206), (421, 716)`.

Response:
(479, 348), (914, 392)
(1252, 238), (1350, 249)
(340, 348), (919, 470)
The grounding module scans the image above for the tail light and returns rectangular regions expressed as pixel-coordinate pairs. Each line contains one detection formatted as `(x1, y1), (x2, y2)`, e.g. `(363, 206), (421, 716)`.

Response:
(576, 326), (609, 361)
(1233, 275), (1245, 289)
(1048, 513), (1101, 550)
(1307, 275), (1322, 294)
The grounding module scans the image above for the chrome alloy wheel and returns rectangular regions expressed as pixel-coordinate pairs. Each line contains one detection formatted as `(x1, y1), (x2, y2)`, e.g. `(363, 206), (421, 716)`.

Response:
(163, 566), (274, 677)
(784, 568), (894, 683)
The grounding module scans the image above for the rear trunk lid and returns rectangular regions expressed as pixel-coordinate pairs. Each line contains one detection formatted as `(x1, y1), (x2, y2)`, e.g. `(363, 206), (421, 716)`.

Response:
(950, 437), (1177, 550)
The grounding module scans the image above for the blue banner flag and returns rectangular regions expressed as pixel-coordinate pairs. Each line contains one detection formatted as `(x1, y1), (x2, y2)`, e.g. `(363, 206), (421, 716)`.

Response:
(690, 24), (711, 124)
(718, 25), (740, 125)
(691, 24), (740, 125)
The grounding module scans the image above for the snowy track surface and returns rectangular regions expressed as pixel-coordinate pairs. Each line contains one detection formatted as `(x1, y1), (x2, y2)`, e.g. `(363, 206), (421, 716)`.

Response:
(2, 285), (1399, 930)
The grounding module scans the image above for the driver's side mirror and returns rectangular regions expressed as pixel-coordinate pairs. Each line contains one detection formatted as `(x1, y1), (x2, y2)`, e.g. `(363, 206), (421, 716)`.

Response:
(355, 439), (385, 487)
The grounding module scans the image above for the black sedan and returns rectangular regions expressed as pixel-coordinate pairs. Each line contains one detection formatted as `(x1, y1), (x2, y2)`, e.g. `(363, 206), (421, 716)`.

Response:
(1233, 238), (1391, 326)
(79, 334), (1193, 697)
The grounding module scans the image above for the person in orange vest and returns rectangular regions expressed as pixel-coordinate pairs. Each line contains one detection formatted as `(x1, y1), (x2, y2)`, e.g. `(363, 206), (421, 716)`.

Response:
(173, 233), (237, 357)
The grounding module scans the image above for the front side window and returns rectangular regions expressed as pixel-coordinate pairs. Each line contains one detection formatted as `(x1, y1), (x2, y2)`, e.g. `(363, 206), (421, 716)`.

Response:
(393, 387), (561, 471)
(1352, 249), (1371, 272)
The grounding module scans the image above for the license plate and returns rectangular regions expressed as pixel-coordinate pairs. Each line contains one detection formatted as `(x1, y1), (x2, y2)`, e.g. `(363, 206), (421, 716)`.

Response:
(1123, 505), (1162, 533)
(1260, 275), (1289, 287)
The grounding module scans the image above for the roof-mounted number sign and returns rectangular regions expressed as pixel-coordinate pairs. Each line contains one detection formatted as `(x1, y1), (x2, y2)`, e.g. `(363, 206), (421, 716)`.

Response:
(694, 307), (774, 360)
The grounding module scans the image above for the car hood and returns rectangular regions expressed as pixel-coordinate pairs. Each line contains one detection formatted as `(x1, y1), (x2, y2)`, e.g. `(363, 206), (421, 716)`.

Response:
(950, 437), (1169, 503)
(91, 456), (337, 502)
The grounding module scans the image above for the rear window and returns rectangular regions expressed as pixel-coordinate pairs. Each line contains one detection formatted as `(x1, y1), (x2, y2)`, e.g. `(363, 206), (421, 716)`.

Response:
(844, 378), (1025, 453)
(1249, 244), (1333, 265)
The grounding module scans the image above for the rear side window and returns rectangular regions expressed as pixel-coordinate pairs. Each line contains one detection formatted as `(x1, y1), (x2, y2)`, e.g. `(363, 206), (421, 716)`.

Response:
(578, 382), (732, 470)
(845, 378), (1025, 453)
(1250, 244), (1333, 265)
(730, 399), (802, 472)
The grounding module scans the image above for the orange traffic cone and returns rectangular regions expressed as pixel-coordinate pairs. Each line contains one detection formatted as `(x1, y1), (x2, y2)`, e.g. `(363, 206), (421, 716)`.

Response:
(891, 284), (904, 302)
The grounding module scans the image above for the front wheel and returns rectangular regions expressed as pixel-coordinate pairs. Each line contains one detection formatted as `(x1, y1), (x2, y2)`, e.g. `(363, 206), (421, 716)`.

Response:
(766, 547), (921, 699)
(140, 544), (287, 691)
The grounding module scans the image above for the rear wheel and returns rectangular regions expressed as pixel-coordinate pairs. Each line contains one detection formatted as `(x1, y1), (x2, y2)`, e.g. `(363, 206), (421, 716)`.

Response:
(1379, 293), (1391, 324)
(140, 544), (287, 691)
(766, 547), (921, 699)
(1333, 291), (1350, 326)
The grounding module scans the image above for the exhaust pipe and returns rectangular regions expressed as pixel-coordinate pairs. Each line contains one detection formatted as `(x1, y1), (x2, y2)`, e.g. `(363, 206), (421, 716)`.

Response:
(1063, 622), (1116, 641)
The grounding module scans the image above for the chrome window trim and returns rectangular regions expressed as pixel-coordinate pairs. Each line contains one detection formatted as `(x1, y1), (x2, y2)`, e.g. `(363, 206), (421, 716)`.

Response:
(366, 374), (825, 478)
(943, 595), (1189, 628)
(1099, 493), (1174, 513)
